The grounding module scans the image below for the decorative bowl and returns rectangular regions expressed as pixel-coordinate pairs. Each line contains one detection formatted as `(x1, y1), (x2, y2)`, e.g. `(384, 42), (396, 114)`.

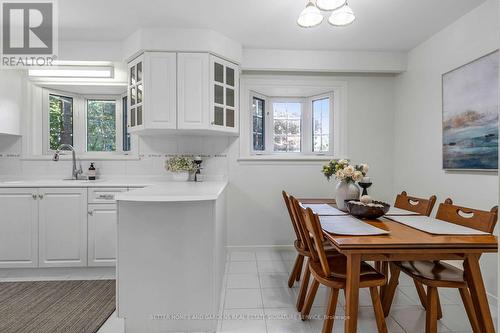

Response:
(345, 200), (390, 219)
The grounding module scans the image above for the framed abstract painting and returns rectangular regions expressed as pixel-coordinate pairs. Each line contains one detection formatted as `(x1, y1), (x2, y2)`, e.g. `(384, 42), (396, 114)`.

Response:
(442, 50), (499, 170)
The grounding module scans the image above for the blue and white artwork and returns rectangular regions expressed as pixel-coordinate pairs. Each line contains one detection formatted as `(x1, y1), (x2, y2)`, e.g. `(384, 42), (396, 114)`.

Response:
(442, 50), (499, 170)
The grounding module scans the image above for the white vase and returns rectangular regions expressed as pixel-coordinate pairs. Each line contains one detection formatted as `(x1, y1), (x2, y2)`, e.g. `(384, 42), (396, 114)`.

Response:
(335, 181), (360, 211)
(172, 171), (190, 182)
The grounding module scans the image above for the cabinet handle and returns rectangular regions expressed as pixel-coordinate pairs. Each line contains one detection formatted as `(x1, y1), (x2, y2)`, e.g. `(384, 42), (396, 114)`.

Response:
(32, 193), (37, 200)
(97, 194), (114, 200)
(38, 194), (44, 200)
(88, 210), (94, 216)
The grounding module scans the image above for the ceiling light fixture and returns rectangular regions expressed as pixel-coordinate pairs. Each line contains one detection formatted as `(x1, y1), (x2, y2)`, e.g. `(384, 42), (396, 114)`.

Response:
(316, 0), (346, 11)
(328, 2), (356, 26)
(297, 0), (323, 28)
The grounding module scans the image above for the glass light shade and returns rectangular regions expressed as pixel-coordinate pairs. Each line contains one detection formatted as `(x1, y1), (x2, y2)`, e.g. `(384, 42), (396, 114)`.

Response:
(316, 0), (346, 11)
(297, 1), (323, 28)
(328, 4), (355, 26)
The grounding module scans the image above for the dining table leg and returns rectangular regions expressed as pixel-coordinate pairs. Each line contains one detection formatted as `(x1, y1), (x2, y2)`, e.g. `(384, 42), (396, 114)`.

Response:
(463, 254), (495, 333)
(345, 253), (361, 333)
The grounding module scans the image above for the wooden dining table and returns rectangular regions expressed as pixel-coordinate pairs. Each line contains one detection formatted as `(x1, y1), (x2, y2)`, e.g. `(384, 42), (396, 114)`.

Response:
(299, 199), (498, 333)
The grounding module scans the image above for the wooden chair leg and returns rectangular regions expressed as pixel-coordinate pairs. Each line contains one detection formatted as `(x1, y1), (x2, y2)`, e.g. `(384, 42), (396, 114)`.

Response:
(288, 254), (303, 288)
(370, 286), (388, 333)
(295, 255), (304, 281)
(382, 263), (400, 317)
(379, 261), (389, 299)
(460, 287), (481, 333)
(322, 288), (339, 333)
(296, 258), (311, 312)
(301, 278), (319, 320)
(426, 287), (438, 333)
(436, 289), (443, 320)
(413, 280), (427, 310)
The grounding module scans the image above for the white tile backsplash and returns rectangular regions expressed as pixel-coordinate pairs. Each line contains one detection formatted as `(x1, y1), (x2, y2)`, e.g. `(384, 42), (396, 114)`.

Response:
(0, 135), (230, 179)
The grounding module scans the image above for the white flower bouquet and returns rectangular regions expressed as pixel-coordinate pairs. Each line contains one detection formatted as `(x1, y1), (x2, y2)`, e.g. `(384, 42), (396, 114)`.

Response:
(165, 156), (197, 173)
(322, 159), (368, 183)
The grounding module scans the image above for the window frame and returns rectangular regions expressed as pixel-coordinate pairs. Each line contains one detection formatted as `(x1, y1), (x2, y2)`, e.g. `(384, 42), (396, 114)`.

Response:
(249, 91), (335, 156)
(41, 88), (134, 157)
(241, 76), (347, 162)
(83, 95), (122, 153)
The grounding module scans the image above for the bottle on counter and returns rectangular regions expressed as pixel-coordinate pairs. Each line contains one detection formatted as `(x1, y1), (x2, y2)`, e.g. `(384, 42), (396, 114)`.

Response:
(88, 163), (96, 180)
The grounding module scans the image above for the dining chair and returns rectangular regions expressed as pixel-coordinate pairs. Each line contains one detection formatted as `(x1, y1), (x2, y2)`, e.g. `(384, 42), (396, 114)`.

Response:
(295, 203), (388, 333)
(382, 198), (498, 333)
(378, 191), (437, 304)
(283, 193), (339, 312)
(282, 190), (308, 287)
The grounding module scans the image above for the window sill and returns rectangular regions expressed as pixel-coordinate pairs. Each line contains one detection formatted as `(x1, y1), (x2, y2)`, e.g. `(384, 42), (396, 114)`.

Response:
(21, 154), (140, 161)
(238, 154), (337, 163)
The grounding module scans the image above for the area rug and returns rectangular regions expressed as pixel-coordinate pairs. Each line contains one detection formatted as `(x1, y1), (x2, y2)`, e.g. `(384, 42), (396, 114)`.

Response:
(0, 279), (115, 333)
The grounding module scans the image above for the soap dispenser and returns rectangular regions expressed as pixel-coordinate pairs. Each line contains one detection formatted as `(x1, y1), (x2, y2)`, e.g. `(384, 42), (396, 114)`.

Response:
(88, 163), (96, 180)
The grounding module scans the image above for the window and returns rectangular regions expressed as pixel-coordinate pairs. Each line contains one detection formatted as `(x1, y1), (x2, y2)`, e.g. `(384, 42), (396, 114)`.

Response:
(252, 97), (265, 151)
(122, 96), (131, 152)
(273, 102), (302, 152)
(86, 99), (117, 152)
(312, 97), (330, 152)
(250, 91), (334, 155)
(42, 88), (131, 155)
(49, 94), (73, 150)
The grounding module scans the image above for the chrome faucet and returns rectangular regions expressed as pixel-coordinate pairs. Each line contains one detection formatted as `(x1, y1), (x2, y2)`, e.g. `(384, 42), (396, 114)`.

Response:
(52, 144), (83, 180)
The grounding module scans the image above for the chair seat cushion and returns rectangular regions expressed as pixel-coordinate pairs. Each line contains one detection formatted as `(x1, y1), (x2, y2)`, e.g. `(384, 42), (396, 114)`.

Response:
(396, 260), (466, 284)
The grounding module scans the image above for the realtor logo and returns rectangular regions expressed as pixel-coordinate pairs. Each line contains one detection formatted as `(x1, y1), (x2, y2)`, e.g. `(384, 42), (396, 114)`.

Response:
(1, 0), (57, 67)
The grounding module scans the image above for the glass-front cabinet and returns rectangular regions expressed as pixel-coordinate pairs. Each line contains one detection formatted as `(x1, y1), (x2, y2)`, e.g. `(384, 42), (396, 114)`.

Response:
(128, 56), (143, 130)
(210, 56), (239, 133)
(127, 52), (177, 133)
(128, 52), (238, 135)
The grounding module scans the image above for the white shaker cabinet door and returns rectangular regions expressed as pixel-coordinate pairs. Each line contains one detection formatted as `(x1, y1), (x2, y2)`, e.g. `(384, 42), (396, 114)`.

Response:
(0, 188), (38, 268)
(177, 52), (210, 129)
(38, 188), (88, 267)
(88, 204), (117, 267)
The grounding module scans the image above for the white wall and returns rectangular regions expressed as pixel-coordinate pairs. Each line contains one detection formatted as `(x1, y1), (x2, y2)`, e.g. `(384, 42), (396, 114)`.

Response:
(227, 73), (396, 246)
(393, 0), (499, 297)
(0, 70), (24, 136)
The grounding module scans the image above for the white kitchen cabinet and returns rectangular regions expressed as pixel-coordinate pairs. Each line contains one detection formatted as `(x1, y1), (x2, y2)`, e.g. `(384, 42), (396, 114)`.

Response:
(0, 188), (38, 268)
(129, 51), (239, 135)
(128, 52), (177, 133)
(38, 188), (88, 267)
(88, 204), (117, 267)
(209, 55), (239, 133)
(177, 53), (210, 130)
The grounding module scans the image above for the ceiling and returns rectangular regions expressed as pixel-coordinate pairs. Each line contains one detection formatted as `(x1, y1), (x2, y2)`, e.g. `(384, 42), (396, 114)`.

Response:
(58, 0), (485, 51)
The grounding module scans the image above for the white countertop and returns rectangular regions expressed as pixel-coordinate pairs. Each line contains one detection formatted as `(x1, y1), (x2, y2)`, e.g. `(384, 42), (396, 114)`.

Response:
(115, 181), (228, 202)
(0, 176), (180, 188)
(0, 176), (227, 202)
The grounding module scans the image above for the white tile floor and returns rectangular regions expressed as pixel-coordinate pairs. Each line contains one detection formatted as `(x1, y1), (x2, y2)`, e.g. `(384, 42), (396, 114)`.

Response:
(0, 250), (497, 333)
(217, 249), (498, 333)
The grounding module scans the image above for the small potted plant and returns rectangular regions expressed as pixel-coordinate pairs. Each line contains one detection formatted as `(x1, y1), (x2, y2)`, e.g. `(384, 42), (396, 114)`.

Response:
(165, 156), (197, 181)
(322, 159), (368, 210)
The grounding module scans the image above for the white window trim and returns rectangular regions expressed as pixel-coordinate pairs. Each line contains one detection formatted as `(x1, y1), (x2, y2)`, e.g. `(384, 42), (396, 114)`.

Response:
(35, 87), (138, 160)
(241, 75), (348, 161)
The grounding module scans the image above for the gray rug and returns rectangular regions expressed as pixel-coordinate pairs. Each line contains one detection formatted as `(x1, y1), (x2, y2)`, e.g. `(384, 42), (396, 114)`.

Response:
(0, 280), (116, 333)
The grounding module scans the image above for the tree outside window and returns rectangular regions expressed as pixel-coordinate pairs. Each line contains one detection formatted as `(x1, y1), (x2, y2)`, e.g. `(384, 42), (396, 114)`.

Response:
(87, 100), (116, 152)
(49, 94), (73, 150)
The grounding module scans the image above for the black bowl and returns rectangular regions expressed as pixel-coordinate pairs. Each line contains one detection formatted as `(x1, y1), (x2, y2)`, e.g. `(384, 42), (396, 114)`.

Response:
(345, 200), (390, 219)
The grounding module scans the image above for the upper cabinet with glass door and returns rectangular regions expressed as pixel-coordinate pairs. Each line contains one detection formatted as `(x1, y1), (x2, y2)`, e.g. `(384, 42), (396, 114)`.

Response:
(210, 56), (239, 134)
(129, 51), (239, 135)
(127, 52), (177, 133)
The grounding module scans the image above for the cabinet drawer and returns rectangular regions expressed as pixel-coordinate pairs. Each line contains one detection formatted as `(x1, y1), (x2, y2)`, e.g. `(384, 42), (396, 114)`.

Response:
(89, 188), (128, 203)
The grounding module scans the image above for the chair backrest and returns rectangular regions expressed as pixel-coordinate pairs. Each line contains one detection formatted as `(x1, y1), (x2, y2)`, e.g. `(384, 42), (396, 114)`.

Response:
(292, 198), (331, 277)
(282, 191), (302, 244)
(435, 198), (498, 234)
(394, 191), (437, 216)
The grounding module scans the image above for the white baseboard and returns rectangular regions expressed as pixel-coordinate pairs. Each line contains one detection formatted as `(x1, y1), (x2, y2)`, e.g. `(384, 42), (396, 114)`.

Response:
(226, 245), (294, 251)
